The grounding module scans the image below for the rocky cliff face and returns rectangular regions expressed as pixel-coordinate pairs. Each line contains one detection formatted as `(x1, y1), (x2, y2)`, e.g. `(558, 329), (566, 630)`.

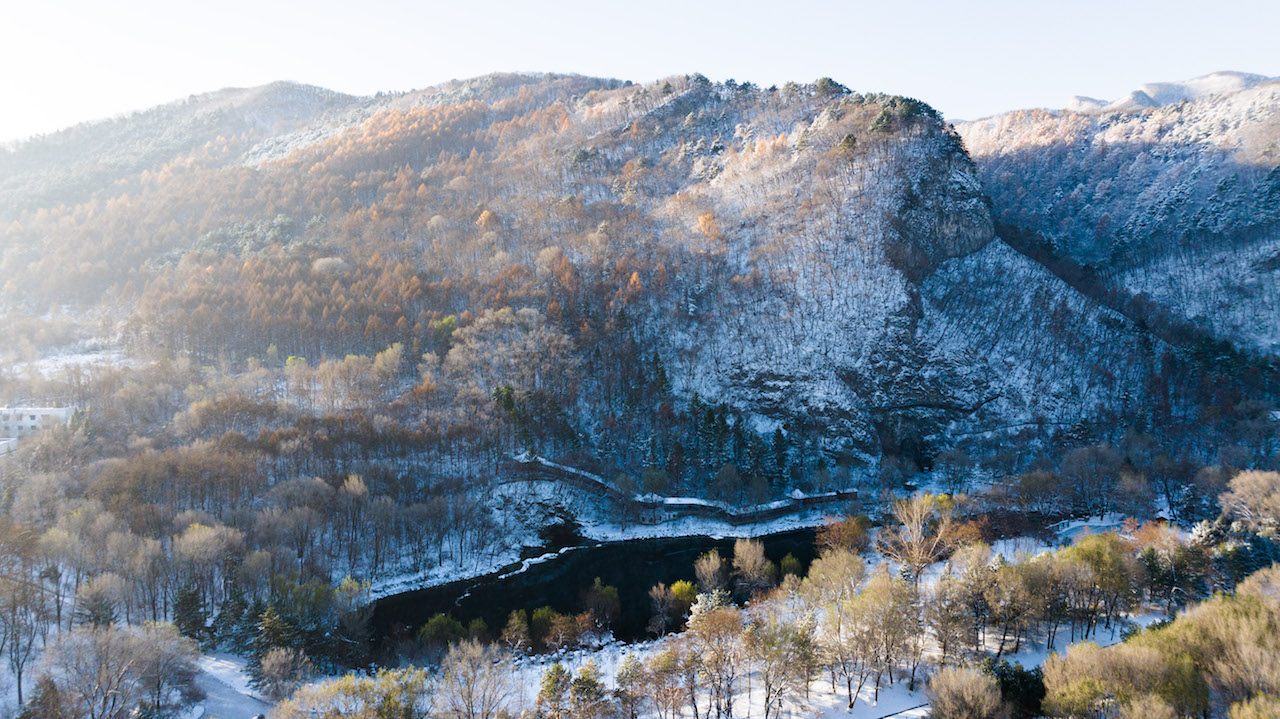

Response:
(608, 86), (999, 456)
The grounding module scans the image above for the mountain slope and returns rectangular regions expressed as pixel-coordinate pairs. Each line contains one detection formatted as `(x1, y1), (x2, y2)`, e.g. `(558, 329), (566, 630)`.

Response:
(1076, 71), (1276, 114)
(0, 73), (625, 219)
(0, 81), (360, 216)
(2, 71), (1268, 495)
(958, 74), (1280, 356)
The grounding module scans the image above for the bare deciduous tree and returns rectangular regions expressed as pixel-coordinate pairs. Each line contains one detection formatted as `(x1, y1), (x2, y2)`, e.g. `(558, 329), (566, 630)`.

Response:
(694, 550), (728, 595)
(731, 538), (776, 597)
(876, 493), (967, 585)
(438, 639), (517, 719)
(1220, 470), (1280, 532)
(925, 666), (1009, 719)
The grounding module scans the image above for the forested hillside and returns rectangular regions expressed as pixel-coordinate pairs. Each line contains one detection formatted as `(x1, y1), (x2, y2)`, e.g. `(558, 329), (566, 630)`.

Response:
(6, 72), (1274, 491)
(2, 73), (984, 482)
(0, 62), (1279, 719)
(0, 72), (1278, 716)
(959, 78), (1280, 357)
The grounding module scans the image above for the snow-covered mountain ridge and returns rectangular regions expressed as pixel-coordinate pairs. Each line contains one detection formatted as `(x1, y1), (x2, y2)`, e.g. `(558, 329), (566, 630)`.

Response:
(0, 73), (623, 219)
(958, 71), (1280, 358)
(1065, 71), (1277, 114)
(3, 71), (1276, 482)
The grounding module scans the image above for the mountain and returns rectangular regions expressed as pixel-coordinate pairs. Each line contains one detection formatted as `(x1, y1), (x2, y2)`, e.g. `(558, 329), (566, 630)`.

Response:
(0, 81), (359, 215)
(0, 73), (625, 218)
(1070, 71), (1276, 114)
(958, 72), (1280, 360)
(1064, 96), (1108, 113)
(2, 71), (1275, 497)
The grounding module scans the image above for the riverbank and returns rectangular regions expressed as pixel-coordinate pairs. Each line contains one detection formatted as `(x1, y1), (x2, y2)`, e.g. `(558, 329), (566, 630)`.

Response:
(366, 475), (843, 601)
(370, 527), (822, 642)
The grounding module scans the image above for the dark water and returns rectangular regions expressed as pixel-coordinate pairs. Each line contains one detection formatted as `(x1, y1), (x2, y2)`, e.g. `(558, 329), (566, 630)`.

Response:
(371, 528), (818, 643)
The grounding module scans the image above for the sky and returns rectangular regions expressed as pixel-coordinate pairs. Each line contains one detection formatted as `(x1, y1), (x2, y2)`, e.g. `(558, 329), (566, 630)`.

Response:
(3, 0), (1279, 142)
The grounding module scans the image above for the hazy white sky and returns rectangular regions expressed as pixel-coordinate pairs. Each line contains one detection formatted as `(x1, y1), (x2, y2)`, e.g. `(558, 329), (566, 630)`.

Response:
(3, 0), (1278, 142)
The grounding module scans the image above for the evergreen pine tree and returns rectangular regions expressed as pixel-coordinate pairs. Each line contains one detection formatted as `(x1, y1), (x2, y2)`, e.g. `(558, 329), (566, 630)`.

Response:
(73, 591), (117, 629)
(730, 413), (748, 466)
(772, 428), (789, 488)
(172, 586), (206, 642)
(538, 663), (571, 719)
(239, 598), (267, 647)
(748, 434), (769, 484)
(615, 654), (647, 719)
(688, 394), (705, 457)
(641, 432), (658, 469)
(713, 412), (731, 467)
(699, 407), (719, 473)
(570, 661), (610, 719)
(211, 587), (247, 648)
(651, 350), (672, 396)
(249, 605), (297, 680)
(667, 441), (687, 489)
(16, 677), (66, 719)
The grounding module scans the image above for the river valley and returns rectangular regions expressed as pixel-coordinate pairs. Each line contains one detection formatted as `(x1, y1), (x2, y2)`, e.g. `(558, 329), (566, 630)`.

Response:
(371, 527), (820, 643)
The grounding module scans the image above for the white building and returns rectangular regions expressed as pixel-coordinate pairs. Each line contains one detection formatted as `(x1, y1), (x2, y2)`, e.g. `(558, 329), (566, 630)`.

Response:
(0, 407), (74, 452)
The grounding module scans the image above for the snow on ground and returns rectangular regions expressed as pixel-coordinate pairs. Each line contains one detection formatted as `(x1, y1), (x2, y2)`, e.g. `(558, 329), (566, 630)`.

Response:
(486, 533), (1163, 719)
(363, 470), (1161, 719)
(369, 454), (1126, 604)
(367, 505), (836, 600)
(503, 607), (1162, 719)
(1049, 513), (1129, 545)
(531, 455), (852, 519)
(1121, 232), (1280, 356)
(193, 653), (269, 719)
(506, 634), (933, 719)
(0, 664), (17, 719)
(1093, 71), (1277, 112)
(366, 543), (527, 600)
(189, 670), (267, 719)
(17, 345), (129, 377)
(921, 239), (1152, 431)
(498, 546), (585, 580)
(0, 652), (265, 719)
(580, 508), (832, 543)
(367, 475), (839, 600)
(990, 535), (1054, 558)
(992, 610), (1164, 677)
(199, 653), (261, 700)
(507, 638), (656, 710)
